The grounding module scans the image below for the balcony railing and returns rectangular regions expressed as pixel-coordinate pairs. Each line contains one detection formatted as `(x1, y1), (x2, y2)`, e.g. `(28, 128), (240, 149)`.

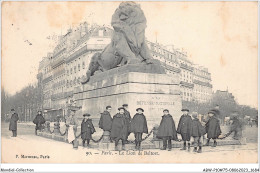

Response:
(193, 79), (212, 88)
(180, 81), (194, 88)
(161, 63), (181, 73)
(66, 45), (88, 63)
(180, 63), (194, 72)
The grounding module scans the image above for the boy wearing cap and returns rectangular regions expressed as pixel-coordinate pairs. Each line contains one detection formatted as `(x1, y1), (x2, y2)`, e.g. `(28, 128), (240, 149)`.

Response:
(190, 112), (206, 153)
(110, 107), (128, 150)
(9, 109), (19, 137)
(177, 108), (192, 151)
(99, 106), (113, 132)
(81, 113), (96, 148)
(130, 108), (148, 150)
(157, 109), (178, 151)
(205, 110), (221, 147)
(33, 111), (46, 135)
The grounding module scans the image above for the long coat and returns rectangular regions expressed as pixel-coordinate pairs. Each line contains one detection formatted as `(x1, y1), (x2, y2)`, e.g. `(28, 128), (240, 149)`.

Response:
(110, 113), (128, 140)
(190, 118), (206, 137)
(33, 114), (46, 130)
(9, 113), (19, 131)
(130, 113), (148, 134)
(206, 116), (221, 139)
(98, 111), (112, 131)
(81, 118), (96, 140)
(124, 110), (131, 133)
(177, 114), (192, 139)
(157, 114), (178, 140)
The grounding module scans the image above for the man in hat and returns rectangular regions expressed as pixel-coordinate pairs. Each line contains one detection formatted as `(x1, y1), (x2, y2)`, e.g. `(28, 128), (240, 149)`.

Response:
(130, 108), (148, 150)
(99, 106), (113, 132)
(81, 113), (96, 148)
(65, 108), (79, 148)
(157, 109), (178, 151)
(110, 107), (128, 150)
(33, 110), (46, 135)
(224, 111), (243, 140)
(122, 104), (131, 142)
(177, 108), (192, 151)
(9, 109), (19, 137)
(205, 110), (222, 147)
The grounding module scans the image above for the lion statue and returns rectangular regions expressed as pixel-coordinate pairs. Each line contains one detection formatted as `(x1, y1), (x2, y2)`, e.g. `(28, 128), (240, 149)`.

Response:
(82, 2), (154, 84)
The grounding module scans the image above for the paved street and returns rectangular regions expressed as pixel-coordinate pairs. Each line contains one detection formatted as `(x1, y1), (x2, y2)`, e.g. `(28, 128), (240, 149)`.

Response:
(1, 122), (258, 163)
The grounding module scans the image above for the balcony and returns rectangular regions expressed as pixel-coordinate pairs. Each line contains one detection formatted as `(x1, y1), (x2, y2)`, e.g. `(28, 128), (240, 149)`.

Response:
(162, 63), (181, 73)
(193, 79), (213, 88)
(66, 45), (88, 63)
(42, 75), (53, 84)
(180, 81), (194, 88)
(180, 63), (194, 72)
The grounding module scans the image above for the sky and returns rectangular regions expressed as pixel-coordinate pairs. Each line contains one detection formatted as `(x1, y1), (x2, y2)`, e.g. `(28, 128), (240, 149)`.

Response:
(1, 1), (258, 108)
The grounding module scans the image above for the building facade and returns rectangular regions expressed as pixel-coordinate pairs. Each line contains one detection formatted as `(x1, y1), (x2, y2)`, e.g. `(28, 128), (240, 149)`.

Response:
(146, 41), (212, 103)
(37, 23), (113, 120)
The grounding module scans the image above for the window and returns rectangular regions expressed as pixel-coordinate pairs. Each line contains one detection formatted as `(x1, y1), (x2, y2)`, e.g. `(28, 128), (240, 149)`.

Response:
(82, 62), (85, 69)
(74, 66), (76, 73)
(78, 64), (80, 71)
(70, 68), (72, 74)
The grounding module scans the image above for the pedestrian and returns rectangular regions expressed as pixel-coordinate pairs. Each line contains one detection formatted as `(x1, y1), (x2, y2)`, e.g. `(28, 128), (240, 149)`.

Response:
(33, 110), (46, 135)
(130, 108), (148, 150)
(205, 110), (222, 147)
(122, 104), (131, 142)
(212, 105), (222, 125)
(9, 109), (19, 137)
(99, 106), (113, 132)
(157, 109), (178, 151)
(224, 111), (243, 140)
(65, 109), (79, 149)
(190, 112), (206, 153)
(177, 108), (192, 151)
(110, 107), (128, 151)
(81, 113), (96, 148)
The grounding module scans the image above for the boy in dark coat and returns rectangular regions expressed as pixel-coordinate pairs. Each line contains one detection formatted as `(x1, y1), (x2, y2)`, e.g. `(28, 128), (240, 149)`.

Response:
(157, 109), (178, 151)
(33, 111), (46, 135)
(130, 108), (148, 150)
(9, 109), (19, 137)
(81, 113), (96, 148)
(122, 104), (131, 142)
(99, 106), (113, 132)
(205, 110), (222, 147)
(110, 107), (128, 151)
(177, 108), (192, 151)
(190, 112), (206, 153)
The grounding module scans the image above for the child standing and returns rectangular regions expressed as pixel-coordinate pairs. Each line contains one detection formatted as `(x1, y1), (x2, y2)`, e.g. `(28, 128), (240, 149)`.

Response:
(190, 112), (206, 153)
(110, 107), (128, 151)
(205, 110), (221, 147)
(130, 108), (148, 150)
(81, 113), (96, 148)
(177, 109), (192, 151)
(157, 109), (178, 151)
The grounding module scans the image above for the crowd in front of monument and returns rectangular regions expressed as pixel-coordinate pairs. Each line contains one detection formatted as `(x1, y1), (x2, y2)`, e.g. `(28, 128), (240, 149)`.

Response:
(8, 103), (244, 153)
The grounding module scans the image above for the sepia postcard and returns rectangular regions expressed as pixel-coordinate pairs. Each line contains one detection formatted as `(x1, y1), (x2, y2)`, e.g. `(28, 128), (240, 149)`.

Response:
(1, 0), (259, 171)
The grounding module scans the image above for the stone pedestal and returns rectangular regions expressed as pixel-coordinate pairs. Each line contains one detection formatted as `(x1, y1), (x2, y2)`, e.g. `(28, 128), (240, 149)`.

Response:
(73, 65), (182, 131)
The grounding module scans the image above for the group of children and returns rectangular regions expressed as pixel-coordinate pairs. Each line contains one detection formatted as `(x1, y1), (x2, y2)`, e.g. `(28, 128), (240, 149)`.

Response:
(78, 104), (222, 153)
